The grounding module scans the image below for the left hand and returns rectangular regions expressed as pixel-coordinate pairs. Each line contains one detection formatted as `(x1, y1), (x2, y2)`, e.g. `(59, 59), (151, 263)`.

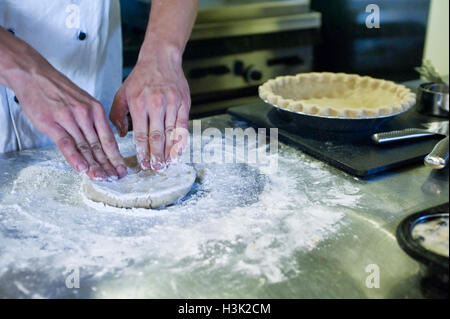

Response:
(110, 49), (191, 170)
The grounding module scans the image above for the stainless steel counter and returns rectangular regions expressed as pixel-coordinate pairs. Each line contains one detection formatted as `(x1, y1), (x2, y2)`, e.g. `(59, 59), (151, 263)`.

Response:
(0, 113), (448, 298)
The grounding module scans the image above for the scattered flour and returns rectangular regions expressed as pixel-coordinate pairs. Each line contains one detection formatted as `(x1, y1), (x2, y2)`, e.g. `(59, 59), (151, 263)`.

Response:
(0, 133), (362, 298)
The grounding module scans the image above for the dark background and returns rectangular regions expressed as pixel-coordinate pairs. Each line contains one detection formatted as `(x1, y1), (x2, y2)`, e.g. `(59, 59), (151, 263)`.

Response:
(310, 0), (430, 82)
(119, 0), (431, 117)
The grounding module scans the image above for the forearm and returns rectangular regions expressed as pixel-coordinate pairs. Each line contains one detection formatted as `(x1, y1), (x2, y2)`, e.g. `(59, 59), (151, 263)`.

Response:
(138, 0), (199, 64)
(0, 30), (126, 178)
(1, 27), (31, 89)
(0, 27), (53, 93)
(111, 0), (197, 167)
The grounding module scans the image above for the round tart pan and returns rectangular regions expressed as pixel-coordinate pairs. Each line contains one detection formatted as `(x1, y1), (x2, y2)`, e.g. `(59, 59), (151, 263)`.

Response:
(266, 100), (407, 132)
(259, 73), (416, 132)
(396, 212), (449, 290)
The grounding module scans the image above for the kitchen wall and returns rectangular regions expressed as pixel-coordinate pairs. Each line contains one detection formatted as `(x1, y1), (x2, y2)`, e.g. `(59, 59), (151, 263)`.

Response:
(310, 0), (430, 82)
(424, 0), (449, 77)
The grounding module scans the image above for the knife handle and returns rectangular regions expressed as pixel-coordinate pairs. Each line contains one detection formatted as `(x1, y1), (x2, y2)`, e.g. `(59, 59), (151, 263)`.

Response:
(371, 128), (436, 144)
(424, 136), (449, 169)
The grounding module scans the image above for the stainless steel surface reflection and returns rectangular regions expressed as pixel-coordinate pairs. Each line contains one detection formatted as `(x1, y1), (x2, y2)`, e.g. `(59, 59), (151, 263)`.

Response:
(0, 114), (448, 298)
(134, 0), (318, 39)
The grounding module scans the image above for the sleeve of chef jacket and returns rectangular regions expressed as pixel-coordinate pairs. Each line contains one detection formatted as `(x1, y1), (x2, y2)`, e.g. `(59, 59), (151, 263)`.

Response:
(0, 0), (122, 153)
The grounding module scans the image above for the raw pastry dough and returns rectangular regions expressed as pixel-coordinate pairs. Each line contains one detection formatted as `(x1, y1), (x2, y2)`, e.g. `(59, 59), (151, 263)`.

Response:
(258, 72), (416, 118)
(81, 156), (196, 209)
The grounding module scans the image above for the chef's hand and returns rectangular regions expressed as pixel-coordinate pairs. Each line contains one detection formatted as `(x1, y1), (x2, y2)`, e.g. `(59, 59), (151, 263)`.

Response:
(0, 28), (127, 180)
(110, 48), (191, 170)
(21, 68), (127, 180)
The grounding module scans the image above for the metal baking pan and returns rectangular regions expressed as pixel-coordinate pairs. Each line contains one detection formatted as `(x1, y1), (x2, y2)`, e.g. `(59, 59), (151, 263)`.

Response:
(263, 99), (414, 132)
(396, 211), (449, 296)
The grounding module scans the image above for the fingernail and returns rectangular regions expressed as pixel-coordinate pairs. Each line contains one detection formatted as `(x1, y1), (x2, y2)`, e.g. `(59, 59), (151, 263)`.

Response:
(136, 148), (150, 170)
(140, 159), (151, 170)
(106, 169), (118, 179)
(117, 164), (128, 178)
(77, 163), (88, 173)
(150, 156), (166, 171)
(94, 169), (107, 181)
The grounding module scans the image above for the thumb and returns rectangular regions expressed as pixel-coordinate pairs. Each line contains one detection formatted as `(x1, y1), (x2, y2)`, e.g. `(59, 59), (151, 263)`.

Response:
(110, 88), (129, 137)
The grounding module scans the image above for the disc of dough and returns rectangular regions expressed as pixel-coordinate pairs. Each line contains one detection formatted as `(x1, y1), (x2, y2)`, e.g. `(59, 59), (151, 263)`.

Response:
(81, 156), (196, 209)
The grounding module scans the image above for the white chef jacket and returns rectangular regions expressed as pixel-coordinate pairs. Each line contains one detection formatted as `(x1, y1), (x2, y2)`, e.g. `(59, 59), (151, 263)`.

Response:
(0, 0), (123, 153)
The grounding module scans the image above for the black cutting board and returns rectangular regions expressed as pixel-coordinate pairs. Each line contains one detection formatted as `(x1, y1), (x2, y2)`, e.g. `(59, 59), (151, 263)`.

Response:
(227, 103), (446, 177)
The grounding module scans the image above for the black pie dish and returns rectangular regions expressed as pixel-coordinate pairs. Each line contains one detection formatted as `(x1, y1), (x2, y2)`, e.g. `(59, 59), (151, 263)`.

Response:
(396, 211), (449, 294)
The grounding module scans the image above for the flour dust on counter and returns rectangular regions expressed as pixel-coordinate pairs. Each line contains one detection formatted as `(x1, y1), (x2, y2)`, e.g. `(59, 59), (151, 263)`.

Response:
(0, 132), (363, 298)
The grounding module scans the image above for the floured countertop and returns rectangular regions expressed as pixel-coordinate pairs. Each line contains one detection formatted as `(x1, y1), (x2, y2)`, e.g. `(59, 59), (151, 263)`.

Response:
(0, 114), (448, 298)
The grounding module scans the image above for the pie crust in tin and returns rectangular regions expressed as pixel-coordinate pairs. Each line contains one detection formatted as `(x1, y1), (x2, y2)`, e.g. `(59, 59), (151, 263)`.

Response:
(258, 72), (416, 119)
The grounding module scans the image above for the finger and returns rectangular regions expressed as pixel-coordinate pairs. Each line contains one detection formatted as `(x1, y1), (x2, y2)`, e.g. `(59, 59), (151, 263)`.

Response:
(168, 115), (190, 162)
(129, 101), (150, 170)
(99, 161), (118, 180)
(148, 92), (167, 170)
(164, 90), (181, 162)
(73, 102), (118, 179)
(45, 123), (88, 174)
(167, 126), (190, 163)
(82, 126), (118, 179)
(169, 94), (190, 162)
(57, 111), (108, 180)
(93, 105), (128, 178)
(164, 107), (177, 162)
(110, 88), (129, 137)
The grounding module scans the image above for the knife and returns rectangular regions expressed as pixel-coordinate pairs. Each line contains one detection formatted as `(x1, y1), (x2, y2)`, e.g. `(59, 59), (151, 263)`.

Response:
(371, 121), (449, 144)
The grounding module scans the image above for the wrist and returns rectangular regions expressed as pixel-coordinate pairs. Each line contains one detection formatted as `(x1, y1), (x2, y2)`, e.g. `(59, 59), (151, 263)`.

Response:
(137, 41), (183, 67)
(0, 35), (43, 91)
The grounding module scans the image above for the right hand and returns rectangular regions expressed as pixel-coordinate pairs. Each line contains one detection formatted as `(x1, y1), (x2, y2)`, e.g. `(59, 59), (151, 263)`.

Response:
(12, 51), (127, 180)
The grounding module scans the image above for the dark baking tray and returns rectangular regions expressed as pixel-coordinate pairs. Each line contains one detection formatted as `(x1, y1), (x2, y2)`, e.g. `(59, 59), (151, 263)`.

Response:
(227, 103), (446, 177)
